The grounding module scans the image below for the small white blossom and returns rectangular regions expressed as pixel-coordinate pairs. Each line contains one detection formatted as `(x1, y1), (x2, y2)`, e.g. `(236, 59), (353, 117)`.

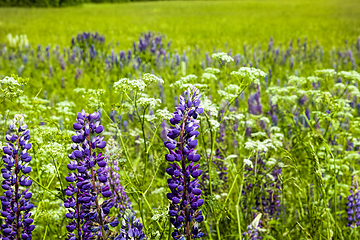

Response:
(138, 97), (162, 109)
(170, 75), (197, 88)
(155, 108), (173, 121)
(142, 73), (164, 84)
(244, 159), (253, 168)
(314, 69), (336, 77)
(212, 52), (234, 63)
(114, 78), (146, 92)
(205, 67), (221, 75)
(201, 73), (217, 82)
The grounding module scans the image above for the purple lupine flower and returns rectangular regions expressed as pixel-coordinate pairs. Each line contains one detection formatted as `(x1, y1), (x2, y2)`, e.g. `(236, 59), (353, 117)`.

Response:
(248, 86), (262, 115)
(243, 155), (282, 221)
(160, 121), (168, 141)
(164, 87), (204, 239)
(201, 117), (228, 193)
(64, 110), (117, 240)
(346, 177), (360, 228)
(114, 211), (146, 240)
(104, 138), (132, 214)
(242, 214), (262, 240)
(75, 68), (82, 80)
(1, 114), (35, 240)
(261, 167), (281, 218)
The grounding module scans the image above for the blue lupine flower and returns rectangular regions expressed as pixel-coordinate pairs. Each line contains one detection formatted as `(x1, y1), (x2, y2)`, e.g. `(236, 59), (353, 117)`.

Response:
(114, 211), (146, 240)
(346, 177), (360, 228)
(164, 86), (205, 239)
(1, 114), (35, 240)
(64, 110), (117, 240)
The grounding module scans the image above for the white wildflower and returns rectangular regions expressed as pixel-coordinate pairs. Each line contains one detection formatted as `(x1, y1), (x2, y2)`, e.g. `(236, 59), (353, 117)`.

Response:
(114, 78), (146, 92)
(138, 97), (161, 109)
(155, 108), (173, 121)
(201, 73), (217, 82)
(170, 74), (197, 88)
(205, 68), (221, 75)
(142, 73), (164, 84)
(212, 52), (234, 63)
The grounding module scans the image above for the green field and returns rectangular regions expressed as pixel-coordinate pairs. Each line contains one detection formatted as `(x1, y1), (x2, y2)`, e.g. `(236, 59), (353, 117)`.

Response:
(0, 0), (359, 51)
(1, 1), (360, 239)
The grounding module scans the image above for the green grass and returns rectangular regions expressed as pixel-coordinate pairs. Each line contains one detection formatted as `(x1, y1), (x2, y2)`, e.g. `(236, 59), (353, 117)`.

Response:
(0, 0), (359, 51)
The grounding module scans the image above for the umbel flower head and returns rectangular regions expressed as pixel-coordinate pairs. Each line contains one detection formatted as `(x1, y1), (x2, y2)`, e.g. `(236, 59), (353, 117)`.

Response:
(164, 86), (205, 239)
(64, 110), (117, 240)
(1, 114), (35, 240)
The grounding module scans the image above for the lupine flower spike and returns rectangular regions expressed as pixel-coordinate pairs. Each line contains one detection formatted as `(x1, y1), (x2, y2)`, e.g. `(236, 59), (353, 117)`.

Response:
(64, 110), (118, 240)
(346, 176), (360, 228)
(1, 114), (35, 240)
(243, 214), (262, 240)
(114, 210), (146, 240)
(104, 138), (132, 214)
(164, 86), (205, 240)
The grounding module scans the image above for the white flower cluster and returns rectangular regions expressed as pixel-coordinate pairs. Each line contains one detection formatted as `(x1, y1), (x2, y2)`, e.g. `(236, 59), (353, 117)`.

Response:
(7, 34), (29, 48)
(288, 76), (307, 85)
(218, 84), (241, 100)
(231, 67), (266, 85)
(114, 78), (147, 92)
(201, 73), (217, 82)
(56, 101), (75, 116)
(179, 83), (208, 91)
(41, 163), (56, 175)
(209, 119), (220, 130)
(170, 74), (197, 88)
(155, 108), (173, 121)
(201, 96), (219, 116)
(142, 73), (164, 84)
(314, 69), (336, 77)
(0, 75), (28, 101)
(339, 70), (360, 82)
(205, 67), (221, 75)
(217, 90), (237, 101)
(245, 139), (276, 152)
(212, 52), (234, 63)
(73, 88), (106, 108)
(138, 97), (162, 109)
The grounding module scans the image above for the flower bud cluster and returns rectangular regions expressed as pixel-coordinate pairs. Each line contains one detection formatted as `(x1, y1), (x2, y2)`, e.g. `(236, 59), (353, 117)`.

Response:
(164, 87), (204, 239)
(1, 114), (34, 240)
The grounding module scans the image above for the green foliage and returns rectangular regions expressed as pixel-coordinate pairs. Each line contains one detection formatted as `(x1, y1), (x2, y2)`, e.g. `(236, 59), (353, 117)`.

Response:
(0, 0), (359, 50)
(0, 0), (148, 7)
(0, 1), (359, 239)
(0, 0), (85, 7)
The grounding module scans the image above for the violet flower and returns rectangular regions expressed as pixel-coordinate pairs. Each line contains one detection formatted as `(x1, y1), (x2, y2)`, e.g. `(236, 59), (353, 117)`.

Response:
(64, 110), (117, 240)
(164, 87), (205, 239)
(248, 86), (262, 115)
(1, 114), (35, 240)
(114, 211), (146, 240)
(242, 214), (262, 240)
(346, 177), (360, 228)
(104, 138), (132, 214)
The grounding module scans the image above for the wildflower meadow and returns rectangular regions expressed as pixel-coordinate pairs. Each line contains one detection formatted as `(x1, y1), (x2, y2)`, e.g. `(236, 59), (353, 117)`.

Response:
(0, 0), (360, 239)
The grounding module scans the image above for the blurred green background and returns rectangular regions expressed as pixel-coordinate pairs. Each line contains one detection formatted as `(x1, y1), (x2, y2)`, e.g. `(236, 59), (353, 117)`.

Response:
(0, 0), (359, 51)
